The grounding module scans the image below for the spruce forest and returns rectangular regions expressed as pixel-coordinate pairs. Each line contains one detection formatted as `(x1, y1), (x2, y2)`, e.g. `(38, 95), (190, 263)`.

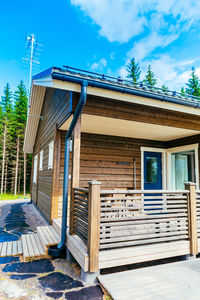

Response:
(0, 81), (32, 196)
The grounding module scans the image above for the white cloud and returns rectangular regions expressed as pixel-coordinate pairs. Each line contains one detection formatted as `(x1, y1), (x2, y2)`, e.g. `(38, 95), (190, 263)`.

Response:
(127, 32), (178, 62)
(71, 0), (200, 91)
(71, 0), (200, 44)
(71, 0), (147, 43)
(91, 58), (107, 71)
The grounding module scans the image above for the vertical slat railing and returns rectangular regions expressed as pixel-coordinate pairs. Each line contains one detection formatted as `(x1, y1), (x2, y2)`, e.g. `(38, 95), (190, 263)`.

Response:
(72, 187), (89, 243)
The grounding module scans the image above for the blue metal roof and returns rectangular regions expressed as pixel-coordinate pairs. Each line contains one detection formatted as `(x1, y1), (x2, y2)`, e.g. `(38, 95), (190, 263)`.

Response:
(32, 65), (200, 109)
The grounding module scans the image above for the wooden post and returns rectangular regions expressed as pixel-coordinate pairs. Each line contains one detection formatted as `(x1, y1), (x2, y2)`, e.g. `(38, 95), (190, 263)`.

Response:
(51, 128), (61, 221)
(185, 182), (198, 255)
(87, 180), (101, 272)
(70, 117), (81, 235)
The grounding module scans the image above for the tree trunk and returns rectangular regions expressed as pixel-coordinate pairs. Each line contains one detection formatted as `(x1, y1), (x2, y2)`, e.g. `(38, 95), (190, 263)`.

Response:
(24, 152), (26, 197)
(11, 169), (14, 194)
(14, 136), (19, 196)
(18, 166), (21, 194)
(4, 161), (7, 194)
(1, 124), (7, 194)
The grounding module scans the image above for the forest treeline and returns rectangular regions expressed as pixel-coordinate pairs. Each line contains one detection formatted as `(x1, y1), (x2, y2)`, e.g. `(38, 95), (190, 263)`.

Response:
(126, 58), (200, 96)
(0, 81), (32, 196)
(0, 59), (199, 196)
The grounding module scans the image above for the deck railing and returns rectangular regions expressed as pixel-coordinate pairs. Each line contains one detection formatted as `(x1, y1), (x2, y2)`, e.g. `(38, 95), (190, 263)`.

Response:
(71, 187), (89, 243)
(100, 189), (189, 250)
(70, 181), (199, 272)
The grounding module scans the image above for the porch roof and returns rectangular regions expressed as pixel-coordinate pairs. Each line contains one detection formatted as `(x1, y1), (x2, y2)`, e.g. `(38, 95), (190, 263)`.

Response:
(24, 66), (200, 153)
(60, 113), (200, 141)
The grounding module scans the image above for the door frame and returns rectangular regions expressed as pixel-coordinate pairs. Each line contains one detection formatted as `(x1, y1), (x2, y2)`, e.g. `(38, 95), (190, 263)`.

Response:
(141, 147), (167, 190)
(141, 144), (199, 190)
(166, 143), (199, 190)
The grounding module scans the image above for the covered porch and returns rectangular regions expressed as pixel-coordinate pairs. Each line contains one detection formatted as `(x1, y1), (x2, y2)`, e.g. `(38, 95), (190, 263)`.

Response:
(52, 102), (200, 275)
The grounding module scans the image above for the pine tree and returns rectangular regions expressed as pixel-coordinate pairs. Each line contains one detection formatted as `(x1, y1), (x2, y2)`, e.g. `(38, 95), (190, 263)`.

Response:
(161, 84), (168, 92)
(181, 87), (185, 96)
(0, 105), (4, 177)
(185, 67), (200, 97)
(13, 81), (28, 195)
(126, 58), (141, 82)
(0, 84), (13, 194)
(143, 65), (157, 86)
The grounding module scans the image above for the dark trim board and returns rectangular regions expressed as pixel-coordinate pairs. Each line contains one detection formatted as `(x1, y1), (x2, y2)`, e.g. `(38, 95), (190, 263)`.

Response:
(167, 134), (200, 148)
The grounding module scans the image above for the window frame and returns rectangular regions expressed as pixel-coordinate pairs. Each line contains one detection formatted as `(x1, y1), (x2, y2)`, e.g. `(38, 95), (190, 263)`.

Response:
(39, 150), (43, 171)
(33, 154), (38, 184)
(48, 141), (54, 170)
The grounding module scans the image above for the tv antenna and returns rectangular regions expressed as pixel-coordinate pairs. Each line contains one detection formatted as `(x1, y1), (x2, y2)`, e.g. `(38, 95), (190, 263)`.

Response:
(22, 33), (43, 97)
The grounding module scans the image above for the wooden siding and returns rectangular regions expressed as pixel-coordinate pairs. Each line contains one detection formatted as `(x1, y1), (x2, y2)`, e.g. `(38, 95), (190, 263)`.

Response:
(32, 88), (72, 221)
(32, 91), (200, 221)
(81, 95), (200, 131)
(58, 132), (166, 216)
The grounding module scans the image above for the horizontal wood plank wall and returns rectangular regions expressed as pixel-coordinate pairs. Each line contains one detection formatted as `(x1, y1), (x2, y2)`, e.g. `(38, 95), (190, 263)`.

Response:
(58, 132), (166, 213)
(81, 95), (200, 131)
(32, 88), (72, 221)
(79, 134), (165, 188)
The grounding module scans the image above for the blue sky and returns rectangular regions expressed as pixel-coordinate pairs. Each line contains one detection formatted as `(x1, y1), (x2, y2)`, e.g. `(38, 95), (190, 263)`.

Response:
(1, 0), (200, 96)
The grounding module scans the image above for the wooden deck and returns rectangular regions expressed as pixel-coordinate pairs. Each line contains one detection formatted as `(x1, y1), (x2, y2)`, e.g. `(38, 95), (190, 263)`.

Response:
(0, 225), (60, 260)
(98, 258), (200, 300)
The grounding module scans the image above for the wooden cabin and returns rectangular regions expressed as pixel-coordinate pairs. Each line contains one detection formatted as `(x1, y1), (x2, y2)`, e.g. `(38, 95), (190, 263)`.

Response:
(24, 66), (200, 278)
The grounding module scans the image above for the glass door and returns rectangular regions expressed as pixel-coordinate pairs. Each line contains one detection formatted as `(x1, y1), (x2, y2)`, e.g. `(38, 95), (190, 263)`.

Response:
(171, 150), (195, 190)
(144, 151), (162, 190)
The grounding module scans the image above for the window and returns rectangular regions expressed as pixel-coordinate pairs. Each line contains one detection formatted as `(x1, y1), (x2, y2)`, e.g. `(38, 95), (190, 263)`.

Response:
(48, 141), (54, 169)
(39, 150), (43, 171)
(171, 150), (195, 190)
(33, 155), (38, 184)
(145, 156), (159, 184)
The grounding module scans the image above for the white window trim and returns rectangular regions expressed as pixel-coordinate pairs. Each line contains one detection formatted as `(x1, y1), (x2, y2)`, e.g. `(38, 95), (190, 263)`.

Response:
(39, 150), (43, 171)
(33, 154), (38, 184)
(141, 143), (199, 191)
(48, 141), (54, 170)
(166, 143), (199, 190)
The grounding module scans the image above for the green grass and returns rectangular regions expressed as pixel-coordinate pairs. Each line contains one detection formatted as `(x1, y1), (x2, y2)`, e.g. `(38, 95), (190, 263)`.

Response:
(0, 193), (30, 200)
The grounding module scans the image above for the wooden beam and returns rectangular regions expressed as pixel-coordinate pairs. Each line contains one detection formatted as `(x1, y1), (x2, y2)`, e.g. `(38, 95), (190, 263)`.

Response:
(87, 180), (101, 272)
(70, 117), (81, 235)
(185, 182), (198, 255)
(51, 128), (61, 221)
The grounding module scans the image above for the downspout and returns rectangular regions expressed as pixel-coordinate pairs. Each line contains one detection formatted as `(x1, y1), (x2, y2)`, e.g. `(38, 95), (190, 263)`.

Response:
(48, 80), (88, 257)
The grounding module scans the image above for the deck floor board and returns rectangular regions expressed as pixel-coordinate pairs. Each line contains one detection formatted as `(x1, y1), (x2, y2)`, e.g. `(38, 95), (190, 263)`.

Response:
(0, 225), (59, 260)
(98, 259), (200, 300)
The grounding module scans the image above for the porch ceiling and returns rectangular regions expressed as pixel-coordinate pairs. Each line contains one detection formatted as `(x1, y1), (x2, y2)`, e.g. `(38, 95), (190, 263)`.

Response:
(59, 114), (200, 141)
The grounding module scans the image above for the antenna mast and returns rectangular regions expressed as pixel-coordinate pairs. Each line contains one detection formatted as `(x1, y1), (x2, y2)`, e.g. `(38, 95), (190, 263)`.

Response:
(23, 33), (43, 113)
(28, 33), (35, 96)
